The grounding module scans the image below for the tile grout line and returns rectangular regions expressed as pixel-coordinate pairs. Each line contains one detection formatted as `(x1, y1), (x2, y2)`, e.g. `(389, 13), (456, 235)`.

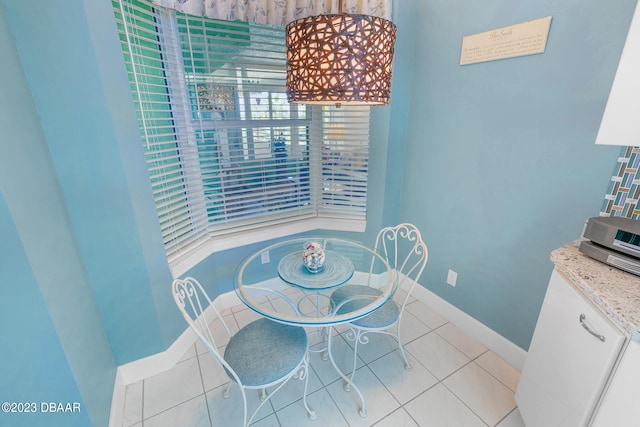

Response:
(438, 374), (492, 427)
(194, 344), (214, 427)
(129, 299), (521, 427)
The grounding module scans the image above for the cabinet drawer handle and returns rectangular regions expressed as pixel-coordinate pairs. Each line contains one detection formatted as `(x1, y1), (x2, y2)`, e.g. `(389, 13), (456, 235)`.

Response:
(579, 314), (606, 342)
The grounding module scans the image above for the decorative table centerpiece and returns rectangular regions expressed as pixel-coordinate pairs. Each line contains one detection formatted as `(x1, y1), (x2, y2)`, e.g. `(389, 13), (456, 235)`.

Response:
(303, 241), (325, 273)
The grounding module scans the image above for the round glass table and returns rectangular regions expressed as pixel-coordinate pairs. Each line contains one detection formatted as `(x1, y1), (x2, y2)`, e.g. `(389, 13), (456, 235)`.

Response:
(234, 237), (395, 417)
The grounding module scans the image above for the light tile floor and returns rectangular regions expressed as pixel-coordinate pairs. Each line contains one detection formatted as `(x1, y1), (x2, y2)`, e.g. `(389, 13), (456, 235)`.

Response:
(121, 297), (526, 427)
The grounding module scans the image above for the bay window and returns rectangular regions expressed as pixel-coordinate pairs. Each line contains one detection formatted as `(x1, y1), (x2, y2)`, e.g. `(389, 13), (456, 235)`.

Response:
(114, 0), (370, 276)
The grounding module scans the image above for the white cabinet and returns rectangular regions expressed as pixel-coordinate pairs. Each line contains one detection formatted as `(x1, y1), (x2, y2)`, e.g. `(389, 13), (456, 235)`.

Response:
(515, 269), (626, 426)
(590, 339), (640, 426)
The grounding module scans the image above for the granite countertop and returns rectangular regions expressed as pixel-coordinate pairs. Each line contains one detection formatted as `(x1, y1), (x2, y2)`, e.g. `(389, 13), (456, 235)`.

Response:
(551, 243), (640, 341)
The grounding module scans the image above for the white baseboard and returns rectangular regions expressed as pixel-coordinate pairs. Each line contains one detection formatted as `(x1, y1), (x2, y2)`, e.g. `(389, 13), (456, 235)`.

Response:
(109, 284), (527, 426)
(411, 284), (527, 371)
(108, 292), (241, 427)
(108, 369), (126, 427)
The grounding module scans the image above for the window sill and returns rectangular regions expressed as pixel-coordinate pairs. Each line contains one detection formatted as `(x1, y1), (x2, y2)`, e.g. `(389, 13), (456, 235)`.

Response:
(169, 217), (366, 278)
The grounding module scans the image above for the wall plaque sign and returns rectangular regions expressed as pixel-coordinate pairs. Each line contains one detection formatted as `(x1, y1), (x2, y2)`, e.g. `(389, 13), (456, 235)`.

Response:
(460, 16), (552, 65)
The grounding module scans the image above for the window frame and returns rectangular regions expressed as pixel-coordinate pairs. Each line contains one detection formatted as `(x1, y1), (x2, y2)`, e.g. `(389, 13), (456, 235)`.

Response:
(114, 0), (370, 277)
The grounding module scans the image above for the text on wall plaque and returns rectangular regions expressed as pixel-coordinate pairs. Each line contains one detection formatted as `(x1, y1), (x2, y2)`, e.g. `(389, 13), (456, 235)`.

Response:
(460, 16), (552, 65)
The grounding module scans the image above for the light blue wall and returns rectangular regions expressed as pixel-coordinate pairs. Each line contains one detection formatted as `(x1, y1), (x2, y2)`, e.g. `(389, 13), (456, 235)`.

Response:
(0, 0), (185, 424)
(0, 192), (92, 427)
(1, 0), (181, 363)
(388, 0), (634, 350)
(0, 3), (117, 425)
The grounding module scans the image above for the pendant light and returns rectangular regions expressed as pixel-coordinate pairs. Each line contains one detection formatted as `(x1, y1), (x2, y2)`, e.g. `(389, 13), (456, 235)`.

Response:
(285, 0), (397, 107)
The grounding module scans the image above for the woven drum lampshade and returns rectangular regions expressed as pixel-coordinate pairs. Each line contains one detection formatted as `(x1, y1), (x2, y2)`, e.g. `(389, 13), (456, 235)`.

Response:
(285, 13), (397, 106)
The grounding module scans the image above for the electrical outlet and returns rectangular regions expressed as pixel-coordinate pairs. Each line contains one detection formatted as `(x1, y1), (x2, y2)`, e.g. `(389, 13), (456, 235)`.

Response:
(447, 269), (458, 287)
(261, 250), (270, 264)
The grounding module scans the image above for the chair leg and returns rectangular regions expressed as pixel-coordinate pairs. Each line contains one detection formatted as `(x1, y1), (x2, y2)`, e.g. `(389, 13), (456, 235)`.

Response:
(343, 327), (366, 391)
(246, 357), (316, 426)
(301, 353), (317, 420)
(327, 326), (367, 417)
(248, 386), (279, 426)
(239, 389), (249, 427)
(395, 323), (412, 370)
(222, 382), (232, 399)
(397, 340), (412, 371)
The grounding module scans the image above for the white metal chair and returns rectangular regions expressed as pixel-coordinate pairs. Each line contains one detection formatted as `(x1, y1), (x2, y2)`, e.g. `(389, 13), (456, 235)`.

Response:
(172, 277), (315, 427)
(330, 223), (428, 387)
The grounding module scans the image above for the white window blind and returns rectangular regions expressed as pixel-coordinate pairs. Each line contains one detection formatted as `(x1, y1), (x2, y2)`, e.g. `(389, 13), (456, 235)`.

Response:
(113, 0), (370, 275)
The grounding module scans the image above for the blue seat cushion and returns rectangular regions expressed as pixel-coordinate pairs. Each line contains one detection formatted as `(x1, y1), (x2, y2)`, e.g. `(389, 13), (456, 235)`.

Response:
(223, 317), (307, 387)
(330, 285), (400, 329)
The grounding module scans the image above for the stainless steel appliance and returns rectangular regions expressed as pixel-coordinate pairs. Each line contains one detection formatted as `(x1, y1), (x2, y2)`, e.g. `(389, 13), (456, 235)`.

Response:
(579, 216), (640, 276)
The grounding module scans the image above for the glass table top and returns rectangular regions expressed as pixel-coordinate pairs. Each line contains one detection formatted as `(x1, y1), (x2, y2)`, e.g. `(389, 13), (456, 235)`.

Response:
(234, 237), (395, 326)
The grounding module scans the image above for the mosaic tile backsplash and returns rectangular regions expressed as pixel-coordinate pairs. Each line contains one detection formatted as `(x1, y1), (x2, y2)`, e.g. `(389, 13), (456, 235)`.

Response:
(602, 146), (640, 218)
